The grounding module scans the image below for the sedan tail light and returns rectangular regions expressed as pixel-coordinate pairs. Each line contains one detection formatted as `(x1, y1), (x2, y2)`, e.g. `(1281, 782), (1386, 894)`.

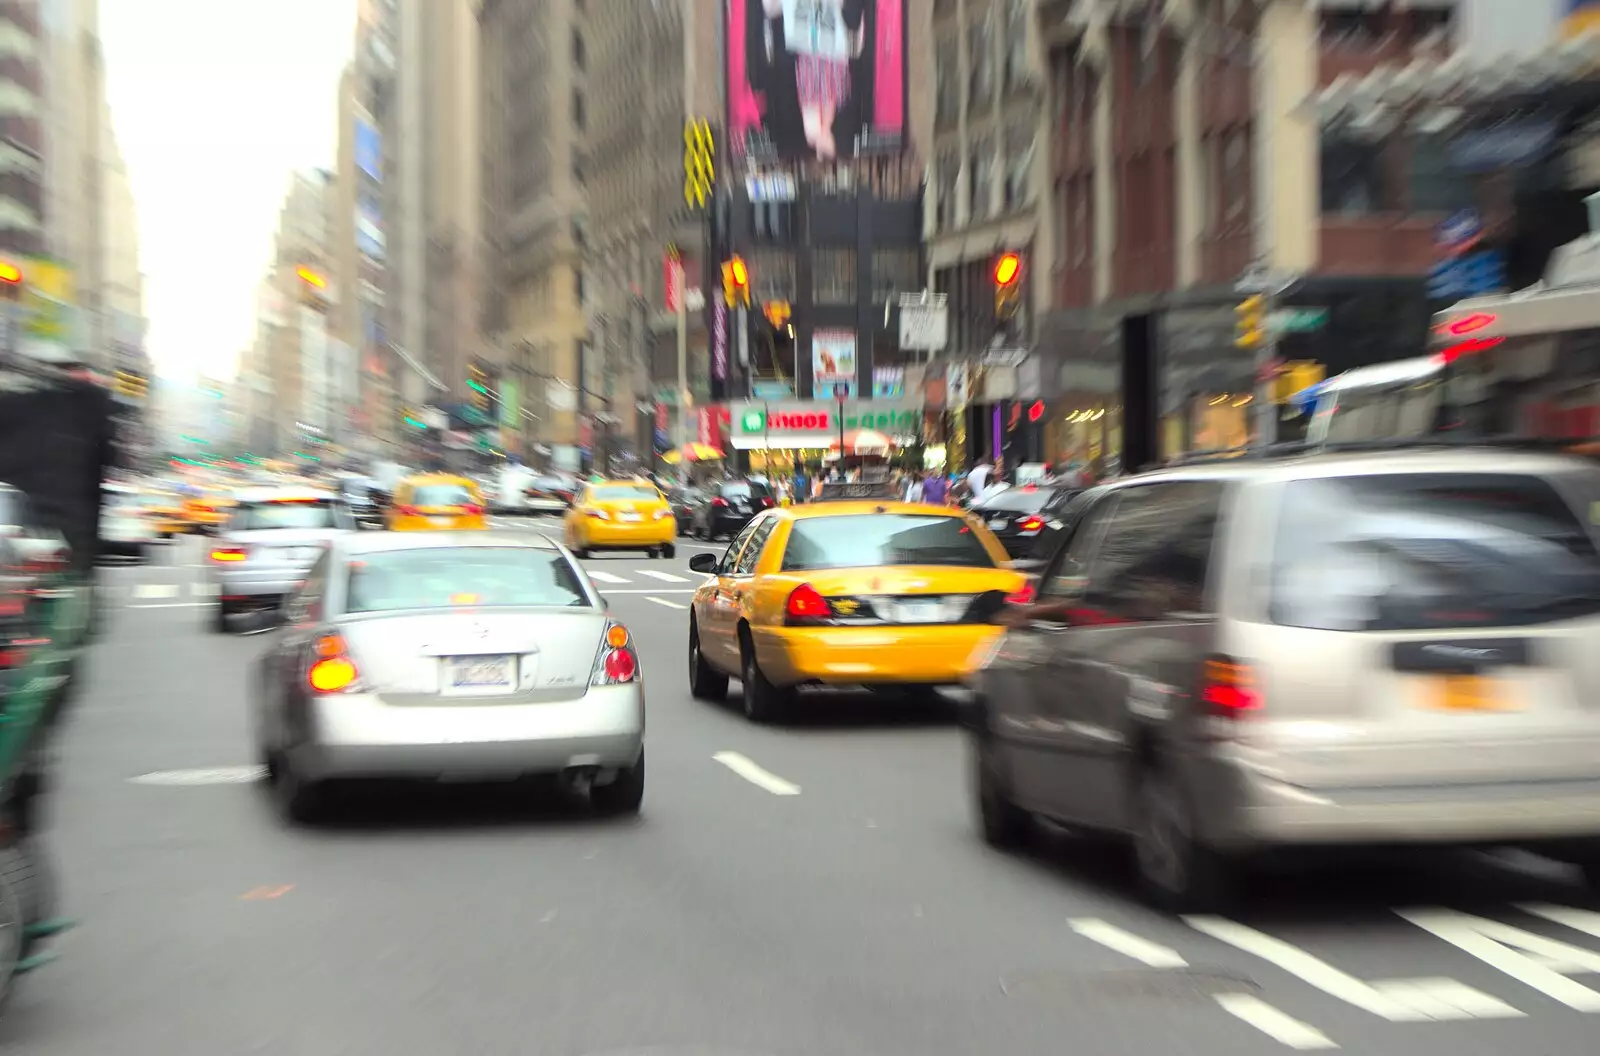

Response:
(460, 504), (484, 515)
(758, 497), (775, 508)
(1004, 582), (1036, 606)
(307, 632), (362, 694)
(1017, 515), (1045, 532)
(591, 621), (639, 685)
(210, 546), (248, 563)
(585, 509), (610, 520)
(711, 497), (730, 508)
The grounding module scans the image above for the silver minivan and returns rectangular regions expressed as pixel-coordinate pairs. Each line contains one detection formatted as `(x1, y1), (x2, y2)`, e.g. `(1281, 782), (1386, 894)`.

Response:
(966, 446), (1600, 910)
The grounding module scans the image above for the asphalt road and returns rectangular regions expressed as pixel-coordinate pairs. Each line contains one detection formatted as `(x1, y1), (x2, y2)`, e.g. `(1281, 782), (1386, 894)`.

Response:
(9, 526), (1600, 1054)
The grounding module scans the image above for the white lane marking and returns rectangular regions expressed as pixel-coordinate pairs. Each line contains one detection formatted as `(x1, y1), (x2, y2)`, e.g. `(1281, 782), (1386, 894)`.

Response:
(587, 571), (630, 583)
(133, 583), (179, 599)
(1068, 919), (1189, 968)
(1215, 995), (1337, 1050)
(1369, 978), (1520, 1020)
(712, 751), (801, 796)
(1399, 907), (1600, 1012)
(129, 766), (266, 785)
(1185, 916), (1427, 1021)
(597, 589), (696, 594)
(644, 597), (687, 609)
(192, 582), (218, 596)
(128, 602), (207, 609)
(1521, 902), (1600, 941)
(636, 569), (690, 582)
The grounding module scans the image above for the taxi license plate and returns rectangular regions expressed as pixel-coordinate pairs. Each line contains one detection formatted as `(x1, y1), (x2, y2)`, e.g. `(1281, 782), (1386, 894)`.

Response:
(444, 655), (514, 694)
(429, 516), (453, 527)
(619, 512), (642, 522)
(1429, 675), (1512, 712)
(897, 599), (947, 623)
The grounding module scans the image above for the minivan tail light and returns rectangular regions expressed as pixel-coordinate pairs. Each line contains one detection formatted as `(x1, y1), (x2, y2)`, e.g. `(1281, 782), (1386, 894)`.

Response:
(1201, 656), (1260, 716)
(785, 583), (832, 623)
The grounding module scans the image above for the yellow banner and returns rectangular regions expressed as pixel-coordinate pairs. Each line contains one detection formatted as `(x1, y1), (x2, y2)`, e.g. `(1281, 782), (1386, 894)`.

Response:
(21, 258), (76, 344)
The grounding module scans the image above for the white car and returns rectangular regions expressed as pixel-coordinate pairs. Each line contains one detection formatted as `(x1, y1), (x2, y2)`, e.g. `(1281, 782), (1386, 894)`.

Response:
(98, 483), (157, 562)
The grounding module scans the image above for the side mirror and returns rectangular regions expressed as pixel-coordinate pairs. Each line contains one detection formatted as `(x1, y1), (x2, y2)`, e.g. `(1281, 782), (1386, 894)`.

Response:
(688, 553), (717, 574)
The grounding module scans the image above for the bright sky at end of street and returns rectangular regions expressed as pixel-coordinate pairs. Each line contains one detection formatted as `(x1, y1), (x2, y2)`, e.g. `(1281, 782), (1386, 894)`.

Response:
(99, 0), (358, 383)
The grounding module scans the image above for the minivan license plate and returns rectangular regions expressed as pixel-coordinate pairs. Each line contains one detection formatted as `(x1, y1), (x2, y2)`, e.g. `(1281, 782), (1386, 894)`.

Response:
(446, 655), (514, 693)
(1430, 675), (1510, 712)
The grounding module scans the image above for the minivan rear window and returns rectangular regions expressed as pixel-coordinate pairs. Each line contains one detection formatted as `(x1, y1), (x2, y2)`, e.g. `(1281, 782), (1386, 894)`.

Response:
(781, 514), (996, 571)
(1269, 473), (1600, 632)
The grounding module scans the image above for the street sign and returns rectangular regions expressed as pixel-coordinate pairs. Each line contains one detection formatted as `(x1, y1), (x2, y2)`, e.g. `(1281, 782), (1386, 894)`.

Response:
(1267, 308), (1329, 334)
(897, 292), (950, 352)
(1427, 250), (1506, 300)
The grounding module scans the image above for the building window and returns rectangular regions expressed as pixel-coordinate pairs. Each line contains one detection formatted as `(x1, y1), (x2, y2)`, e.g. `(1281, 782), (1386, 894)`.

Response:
(936, 152), (960, 231)
(936, 36), (959, 125)
(572, 89), (585, 130)
(1223, 129), (1249, 224)
(813, 250), (855, 304)
(1004, 0), (1028, 89)
(969, 137), (995, 220)
(1320, 131), (1390, 215)
(968, 13), (993, 110)
(575, 269), (586, 305)
(572, 30), (585, 71)
(871, 250), (920, 301)
(1004, 125), (1034, 211)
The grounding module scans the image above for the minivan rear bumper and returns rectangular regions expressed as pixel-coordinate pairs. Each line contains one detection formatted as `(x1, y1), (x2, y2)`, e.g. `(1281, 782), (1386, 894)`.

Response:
(1205, 762), (1600, 848)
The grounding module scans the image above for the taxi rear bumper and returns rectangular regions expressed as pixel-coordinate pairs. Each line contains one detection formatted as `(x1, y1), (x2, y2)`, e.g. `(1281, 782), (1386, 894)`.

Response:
(580, 519), (676, 548)
(752, 624), (1003, 689)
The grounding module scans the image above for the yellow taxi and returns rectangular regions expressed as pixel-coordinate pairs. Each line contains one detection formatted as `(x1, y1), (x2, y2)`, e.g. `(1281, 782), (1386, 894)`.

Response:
(386, 473), (488, 531)
(183, 491), (236, 535)
(147, 493), (189, 538)
(563, 478), (676, 559)
(684, 498), (1027, 722)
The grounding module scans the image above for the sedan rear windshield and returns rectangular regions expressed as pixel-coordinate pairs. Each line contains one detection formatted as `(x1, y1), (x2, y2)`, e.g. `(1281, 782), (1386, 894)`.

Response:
(720, 482), (771, 499)
(230, 500), (340, 531)
(1269, 473), (1600, 632)
(412, 484), (478, 507)
(781, 514), (996, 571)
(344, 547), (591, 612)
(974, 487), (1060, 514)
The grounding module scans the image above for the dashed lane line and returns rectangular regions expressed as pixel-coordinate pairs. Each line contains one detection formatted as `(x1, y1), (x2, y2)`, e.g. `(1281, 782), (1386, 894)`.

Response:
(644, 597), (687, 609)
(635, 569), (691, 582)
(712, 751), (801, 796)
(1215, 995), (1338, 1050)
(587, 571), (630, 583)
(1068, 918), (1189, 968)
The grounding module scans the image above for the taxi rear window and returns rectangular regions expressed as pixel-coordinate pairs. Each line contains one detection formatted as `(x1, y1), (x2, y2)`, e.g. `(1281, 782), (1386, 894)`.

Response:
(781, 514), (996, 571)
(591, 485), (659, 501)
(412, 484), (477, 507)
(344, 547), (591, 612)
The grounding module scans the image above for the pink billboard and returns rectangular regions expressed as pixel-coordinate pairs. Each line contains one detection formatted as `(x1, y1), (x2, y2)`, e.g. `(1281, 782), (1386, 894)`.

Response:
(727, 0), (905, 163)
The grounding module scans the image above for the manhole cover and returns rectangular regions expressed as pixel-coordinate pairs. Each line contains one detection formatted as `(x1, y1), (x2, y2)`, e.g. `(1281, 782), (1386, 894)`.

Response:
(129, 766), (267, 786)
(1001, 967), (1259, 1004)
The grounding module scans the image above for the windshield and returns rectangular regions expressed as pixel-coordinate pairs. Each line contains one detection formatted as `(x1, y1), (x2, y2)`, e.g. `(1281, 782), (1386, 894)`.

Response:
(781, 514), (997, 571)
(344, 547), (591, 612)
(721, 481), (770, 499)
(1269, 473), (1600, 631)
(974, 487), (1057, 514)
(590, 485), (659, 501)
(412, 484), (478, 507)
(230, 500), (342, 532)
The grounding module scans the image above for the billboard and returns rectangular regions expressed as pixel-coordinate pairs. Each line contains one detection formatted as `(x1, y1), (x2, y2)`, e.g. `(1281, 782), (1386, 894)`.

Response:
(18, 258), (77, 362)
(812, 329), (857, 398)
(727, 0), (905, 162)
(355, 119), (381, 181)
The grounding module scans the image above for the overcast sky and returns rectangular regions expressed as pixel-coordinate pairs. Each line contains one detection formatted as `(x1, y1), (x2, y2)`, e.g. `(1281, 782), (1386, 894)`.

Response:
(100, 0), (357, 383)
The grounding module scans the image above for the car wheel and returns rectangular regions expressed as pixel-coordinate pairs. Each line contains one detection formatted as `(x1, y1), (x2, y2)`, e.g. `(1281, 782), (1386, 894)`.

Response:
(662, 543), (676, 559)
(1133, 764), (1235, 913)
(591, 749), (645, 816)
(573, 547), (590, 559)
(687, 620), (729, 701)
(972, 735), (1031, 850)
(271, 750), (329, 825)
(739, 632), (790, 724)
(210, 602), (230, 634)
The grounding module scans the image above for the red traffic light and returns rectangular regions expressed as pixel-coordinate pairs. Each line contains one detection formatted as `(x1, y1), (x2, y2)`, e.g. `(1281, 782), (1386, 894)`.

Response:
(729, 256), (748, 288)
(0, 262), (22, 285)
(993, 252), (1022, 287)
(1027, 400), (1045, 423)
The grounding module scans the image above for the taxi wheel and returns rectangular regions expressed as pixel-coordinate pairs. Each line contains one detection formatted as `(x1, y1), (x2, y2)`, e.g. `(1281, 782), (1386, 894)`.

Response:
(687, 620), (729, 701)
(591, 750), (645, 816)
(739, 633), (790, 723)
(573, 546), (591, 559)
(659, 544), (676, 559)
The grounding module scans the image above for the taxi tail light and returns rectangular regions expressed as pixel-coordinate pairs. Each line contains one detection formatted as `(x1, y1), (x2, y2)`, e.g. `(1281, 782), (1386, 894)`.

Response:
(1201, 656), (1261, 718)
(591, 620), (639, 685)
(585, 509), (610, 520)
(210, 546), (248, 563)
(653, 508), (672, 520)
(784, 583), (832, 625)
(1004, 581), (1036, 607)
(307, 633), (362, 694)
(460, 503), (484, 515)
(1017, 515), (1045, 532)
(394, 504), (420, 517)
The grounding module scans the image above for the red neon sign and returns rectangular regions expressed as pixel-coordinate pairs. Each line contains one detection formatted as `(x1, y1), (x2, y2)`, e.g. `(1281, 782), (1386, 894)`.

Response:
(1441, 312), (1497, 336)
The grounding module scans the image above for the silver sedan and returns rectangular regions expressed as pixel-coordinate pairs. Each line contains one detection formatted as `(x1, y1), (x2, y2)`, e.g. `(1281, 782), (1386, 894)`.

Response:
(250, 532), (645, 823)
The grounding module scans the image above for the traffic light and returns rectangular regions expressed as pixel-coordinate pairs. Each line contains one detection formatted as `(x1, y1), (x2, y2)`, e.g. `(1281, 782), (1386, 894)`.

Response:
(722, 256), (750, 307)
(763, 299), (791, 328)
(468, 362), (489, 411)
(683, 118), (715, 209)
(1235, 294), (1266, 350)
(295, 265), (326, 289)
(993, 251), (1023, 321)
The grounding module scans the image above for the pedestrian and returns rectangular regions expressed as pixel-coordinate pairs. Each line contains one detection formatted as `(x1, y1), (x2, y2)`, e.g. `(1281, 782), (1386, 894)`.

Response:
(904, 472), (924, 503)
(922, 471), (947, 505)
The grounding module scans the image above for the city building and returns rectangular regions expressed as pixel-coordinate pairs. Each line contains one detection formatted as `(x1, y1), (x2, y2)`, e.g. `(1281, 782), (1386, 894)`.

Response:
(0, 0), (45, 260)
(478, 0), (588, 470)
(927, 0), (1053, 468)
(263, 169), (336, 457)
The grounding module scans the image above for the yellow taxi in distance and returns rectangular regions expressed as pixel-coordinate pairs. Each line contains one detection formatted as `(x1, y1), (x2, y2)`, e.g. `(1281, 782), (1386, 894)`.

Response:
(563, 479), (676, 559)
(685, 501), (1027, 722)
(386, 473), (488, 531)
(183, 492), (236, 535)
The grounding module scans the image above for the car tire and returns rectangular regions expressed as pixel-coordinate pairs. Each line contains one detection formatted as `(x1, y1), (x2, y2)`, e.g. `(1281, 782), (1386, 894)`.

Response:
(573, 546), (590, 559)
(210, 603), (230, 634)
(739, 632), (790, 724)
(591, 750), (645, 816)
(271, 750), (329, 825)
(662, 543), (675, 559)
(687, 620), (729, 701)
(1132, 764), (1235, 913)
(972, 735), (1031, 850)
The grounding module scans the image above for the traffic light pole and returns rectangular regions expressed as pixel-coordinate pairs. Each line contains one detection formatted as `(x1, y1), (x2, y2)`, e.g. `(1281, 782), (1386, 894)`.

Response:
(675, 275), (689, 456)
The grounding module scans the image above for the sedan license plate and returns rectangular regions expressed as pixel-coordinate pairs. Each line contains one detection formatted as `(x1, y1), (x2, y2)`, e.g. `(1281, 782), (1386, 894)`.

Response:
(619, 512), (642, 522)
(445, 655), (515, 695)
(1429, 674), (1512, 712)
(429, 516), (453, 527)
(897, 599), (947, 624)
(988, 518), (1008, 531)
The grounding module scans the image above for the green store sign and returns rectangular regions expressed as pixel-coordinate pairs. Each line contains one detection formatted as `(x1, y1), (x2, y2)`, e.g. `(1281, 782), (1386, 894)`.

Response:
(735, 402), (922, 435)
